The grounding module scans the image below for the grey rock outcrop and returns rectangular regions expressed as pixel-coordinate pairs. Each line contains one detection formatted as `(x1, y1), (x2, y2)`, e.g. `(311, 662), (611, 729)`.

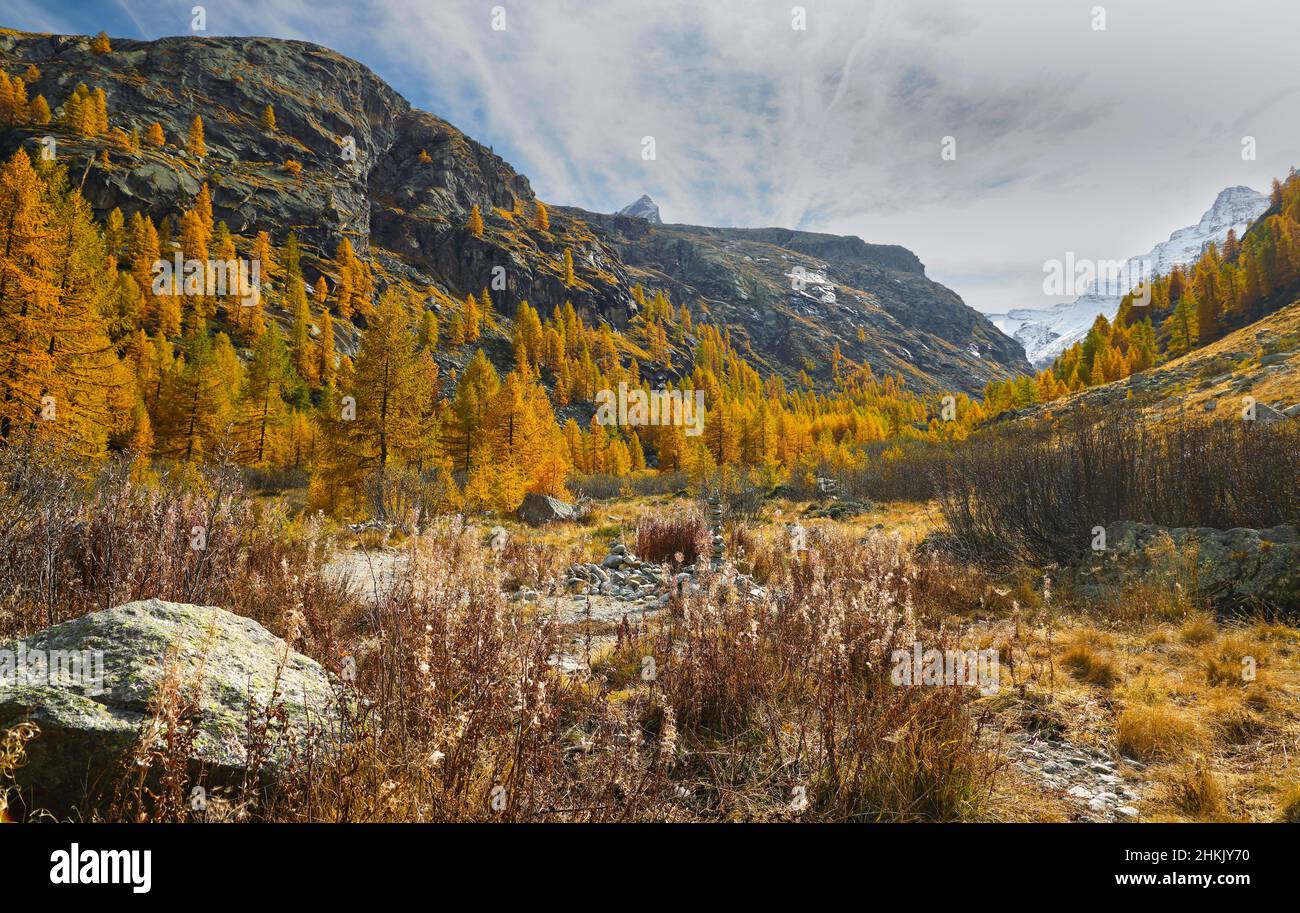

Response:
(517, 493), (587, 526)
(0, 599), (336, 817)
(1083, 522), (1300, 611)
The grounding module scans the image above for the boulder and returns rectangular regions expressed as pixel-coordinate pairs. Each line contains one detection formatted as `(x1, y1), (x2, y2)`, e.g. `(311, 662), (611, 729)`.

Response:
(1251, 403), (1288, 424)
(1084, 523), (1300, 611)
(0, 599), (337, 818)
(516, 493), (586, 526)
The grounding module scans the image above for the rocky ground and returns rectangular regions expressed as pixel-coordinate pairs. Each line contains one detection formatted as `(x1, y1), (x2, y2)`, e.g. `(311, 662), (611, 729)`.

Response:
(1010, 733), (1144, 822)
(544, 495), (767, 671)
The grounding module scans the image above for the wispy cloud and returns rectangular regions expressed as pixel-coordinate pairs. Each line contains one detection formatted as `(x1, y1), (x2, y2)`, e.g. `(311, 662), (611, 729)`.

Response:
(5, 0), (1299, 313)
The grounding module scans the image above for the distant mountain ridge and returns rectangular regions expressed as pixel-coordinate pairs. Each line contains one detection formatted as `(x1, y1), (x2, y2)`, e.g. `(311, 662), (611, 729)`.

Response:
(989, 185), (1269, 368)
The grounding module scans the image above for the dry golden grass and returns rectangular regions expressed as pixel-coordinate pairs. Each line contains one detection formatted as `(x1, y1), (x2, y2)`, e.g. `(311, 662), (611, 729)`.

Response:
(1278, 783), (1300, 822)
(1200, 633), (1269, 687)
(1115, 703), (1209, 762)
(972, 577), (1300, 821)
(1179, 615), (1219, 645)
(1165, 763), (1227, 820)
(1062, 641), (1120, 687)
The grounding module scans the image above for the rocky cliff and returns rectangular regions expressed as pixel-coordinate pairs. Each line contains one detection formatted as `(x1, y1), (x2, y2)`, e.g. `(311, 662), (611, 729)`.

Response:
(0, 29), (1029, 393)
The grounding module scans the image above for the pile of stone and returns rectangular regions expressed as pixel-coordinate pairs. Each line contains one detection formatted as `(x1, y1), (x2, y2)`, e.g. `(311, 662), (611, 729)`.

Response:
(563, 527), (764, 610)
(707, 495), (725, 571)
(566, 541), (677, 608)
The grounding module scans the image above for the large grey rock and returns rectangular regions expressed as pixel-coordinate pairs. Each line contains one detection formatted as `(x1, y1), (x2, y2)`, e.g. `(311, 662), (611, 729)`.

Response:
(517, 493), (586, 526)
(1086, 522), (1300, 611)
(0, 599), (336, 818)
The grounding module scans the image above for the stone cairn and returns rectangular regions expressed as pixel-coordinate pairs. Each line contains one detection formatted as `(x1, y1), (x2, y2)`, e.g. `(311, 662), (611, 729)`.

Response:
(562, 490), (762, 608)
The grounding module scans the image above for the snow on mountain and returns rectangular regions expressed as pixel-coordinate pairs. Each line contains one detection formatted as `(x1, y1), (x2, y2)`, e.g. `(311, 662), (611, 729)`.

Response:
(616, 194), (663, 224)
(988, 186), (1269, 368)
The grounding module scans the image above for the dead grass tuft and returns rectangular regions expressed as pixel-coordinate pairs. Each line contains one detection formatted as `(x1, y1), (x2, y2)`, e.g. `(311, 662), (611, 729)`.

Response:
(1116, 703), (1208, 762)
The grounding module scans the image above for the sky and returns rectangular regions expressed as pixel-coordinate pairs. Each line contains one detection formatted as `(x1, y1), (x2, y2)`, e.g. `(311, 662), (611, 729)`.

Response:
(2, 0), (1298, 314)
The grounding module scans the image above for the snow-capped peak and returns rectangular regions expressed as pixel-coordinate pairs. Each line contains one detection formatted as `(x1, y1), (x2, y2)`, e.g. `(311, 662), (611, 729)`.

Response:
(987, 185), (1269, 368)
(616, 194), (663, 224)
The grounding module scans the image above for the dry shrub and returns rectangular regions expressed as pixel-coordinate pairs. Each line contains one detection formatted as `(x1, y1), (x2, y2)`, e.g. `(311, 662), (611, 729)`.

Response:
(940, 416), (1300, 564)
(495, 532), (572, 592)
(277, 519), (674, 822)
(0, 438), (343, 648)
(639, 527), (1001, 821)
(0, 723), (39, 822)
(111, 643), (210, 823)
(636, 506), (708, 565)
(1116, 703), (1208, 761)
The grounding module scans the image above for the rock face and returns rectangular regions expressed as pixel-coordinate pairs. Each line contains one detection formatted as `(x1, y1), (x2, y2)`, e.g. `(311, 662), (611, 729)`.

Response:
(569, 209), (1030, 393)
(517, 493), (586, 526)
(0, 599), (336, 818)
(1085, 523), (1300, 611)
(0, 30), (1027, 395)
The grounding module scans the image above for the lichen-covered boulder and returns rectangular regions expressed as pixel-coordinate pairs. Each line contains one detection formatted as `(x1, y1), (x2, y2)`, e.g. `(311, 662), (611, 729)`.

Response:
(517, 492), (586, 526)
(0, 599), (337, 818)
(1083, 523), (1300, 611)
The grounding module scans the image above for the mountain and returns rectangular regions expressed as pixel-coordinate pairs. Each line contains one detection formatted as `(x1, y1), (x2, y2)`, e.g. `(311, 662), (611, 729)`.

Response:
(989, 186), (1269, 368)
(0, 29), (1028, 393)
(571, 210), (1028, 388)
(616, 194), (662, 224)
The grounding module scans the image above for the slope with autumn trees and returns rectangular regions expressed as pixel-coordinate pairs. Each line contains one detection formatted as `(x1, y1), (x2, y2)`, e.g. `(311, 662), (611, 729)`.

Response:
(977, 168), (1300, 423)
(0, 27), (1026, 520)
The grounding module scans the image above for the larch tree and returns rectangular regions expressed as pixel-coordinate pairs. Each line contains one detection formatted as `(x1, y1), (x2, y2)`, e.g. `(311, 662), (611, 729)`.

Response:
(442, 347), (499, 477)
(563, 248), (576, 286)
(155, 325), (233, 462)
(0, 150), (59, 445)
(237, 322), (292, 466)
(317, 302), (336, 391)
(28, 95), (50, 125)
(318, 287), (434, 509)
(186, 114), (206, 158)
